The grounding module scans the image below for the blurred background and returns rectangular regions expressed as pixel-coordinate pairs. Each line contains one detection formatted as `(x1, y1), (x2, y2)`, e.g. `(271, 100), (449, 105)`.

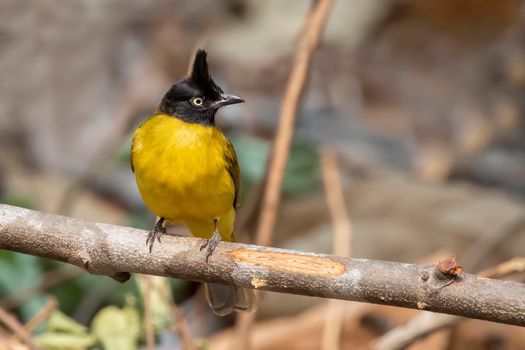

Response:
(1, 0), (525, 349)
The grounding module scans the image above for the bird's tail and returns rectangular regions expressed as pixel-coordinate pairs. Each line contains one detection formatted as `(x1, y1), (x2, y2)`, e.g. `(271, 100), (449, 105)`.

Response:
(204, 283), (256, 316)
(186, 209), (255, 315)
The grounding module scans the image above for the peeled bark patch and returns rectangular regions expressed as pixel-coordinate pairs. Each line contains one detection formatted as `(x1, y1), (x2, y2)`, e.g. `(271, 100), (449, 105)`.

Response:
(229, 249), (345, 276)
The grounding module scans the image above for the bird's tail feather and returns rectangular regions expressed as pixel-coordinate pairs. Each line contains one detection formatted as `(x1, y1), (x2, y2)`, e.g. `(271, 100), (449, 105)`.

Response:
(204, 283), (256, 316)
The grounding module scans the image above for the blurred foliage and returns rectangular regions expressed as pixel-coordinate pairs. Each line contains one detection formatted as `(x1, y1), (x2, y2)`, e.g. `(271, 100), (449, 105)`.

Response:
(91, 299), (141, 350)
(0, 244), (191, 349)
(35, 311), (96, 349)
(0, 252), (46, 322)
(34, 297), (141, 350)
(126, 212), (154, 230)
(231, 134), (320, 198)
(135, 276), (173, 331)
(0, 194), (36, 210)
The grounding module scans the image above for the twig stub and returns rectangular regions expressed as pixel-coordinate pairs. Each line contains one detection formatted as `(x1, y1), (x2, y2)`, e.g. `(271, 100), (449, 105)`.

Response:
(438, 256), (463, 278)
(420, 256), (464, 294)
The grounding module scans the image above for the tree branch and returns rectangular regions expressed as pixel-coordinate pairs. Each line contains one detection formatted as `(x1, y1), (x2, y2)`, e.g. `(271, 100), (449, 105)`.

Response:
(0, 204), (524, 327)
(0, 306), (39, 350)
(374, 257), (525, 350)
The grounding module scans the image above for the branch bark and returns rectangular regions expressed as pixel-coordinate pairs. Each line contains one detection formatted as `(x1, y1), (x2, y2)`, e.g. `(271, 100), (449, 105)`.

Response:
(1, 204), (524, 327)
(374, 257), (525, 350)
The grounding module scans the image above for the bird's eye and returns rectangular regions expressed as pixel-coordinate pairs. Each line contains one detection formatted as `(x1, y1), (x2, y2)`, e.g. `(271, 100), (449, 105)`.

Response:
(190, 97), (204, 107)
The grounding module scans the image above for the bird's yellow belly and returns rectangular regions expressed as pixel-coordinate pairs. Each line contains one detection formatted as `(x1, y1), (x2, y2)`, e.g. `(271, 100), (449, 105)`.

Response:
(136, 161), (234, 223)
(132, 116), (235, 233)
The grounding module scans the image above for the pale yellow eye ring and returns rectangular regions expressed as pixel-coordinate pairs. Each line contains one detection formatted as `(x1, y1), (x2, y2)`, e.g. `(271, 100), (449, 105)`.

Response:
(191, 97), (204, 107)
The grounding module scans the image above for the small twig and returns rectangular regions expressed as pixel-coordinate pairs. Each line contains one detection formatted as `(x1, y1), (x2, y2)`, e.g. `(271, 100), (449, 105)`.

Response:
(374, 257), (525, 350)
(19, 297), (58, 336)
(479, 257), (525, 278)
(0, 306), (39, 350)
(320, 149), (353, 350)
(232, 312), (256, 350)
(171, 304), (196, 350)
(255, 0), (335, 247)
(374, 312), (460, 350)
(210, 303), (367, 350)
(149, 272), (195, 350)
(144, 275), (155, 350)
(320, 149), (352, 258)
(462, 217), (525, 271)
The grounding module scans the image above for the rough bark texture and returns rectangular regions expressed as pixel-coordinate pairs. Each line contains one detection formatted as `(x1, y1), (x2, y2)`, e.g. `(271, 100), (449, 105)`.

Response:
(0, 204), (524, 327)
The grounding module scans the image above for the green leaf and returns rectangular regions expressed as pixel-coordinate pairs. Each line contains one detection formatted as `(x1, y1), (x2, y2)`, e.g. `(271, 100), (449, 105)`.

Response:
(34, 311), (95, 350)
(34, 333), (96, 350)
(135, 276), (173, 331)
(47, 311), (89, 334)
(91, 303), (140, 350)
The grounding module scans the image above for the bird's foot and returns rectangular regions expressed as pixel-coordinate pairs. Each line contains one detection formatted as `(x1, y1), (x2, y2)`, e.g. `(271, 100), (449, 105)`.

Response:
(146, 218), (167, 253)
(200, 231), (221, 263)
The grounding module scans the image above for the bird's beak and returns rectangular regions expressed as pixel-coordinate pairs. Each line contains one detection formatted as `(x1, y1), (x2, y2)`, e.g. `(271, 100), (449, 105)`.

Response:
(212, 94), (245, 109)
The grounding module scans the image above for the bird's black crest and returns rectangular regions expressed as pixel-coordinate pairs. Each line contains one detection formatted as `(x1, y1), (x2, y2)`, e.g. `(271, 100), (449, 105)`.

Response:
(189, 50), (223, 100)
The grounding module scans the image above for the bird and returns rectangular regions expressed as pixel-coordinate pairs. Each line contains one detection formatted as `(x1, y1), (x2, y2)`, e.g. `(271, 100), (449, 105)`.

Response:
(130, 49), (255, 316)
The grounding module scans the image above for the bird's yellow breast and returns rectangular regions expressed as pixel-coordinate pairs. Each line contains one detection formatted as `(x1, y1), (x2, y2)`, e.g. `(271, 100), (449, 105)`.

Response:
(131, 114), (235, 236)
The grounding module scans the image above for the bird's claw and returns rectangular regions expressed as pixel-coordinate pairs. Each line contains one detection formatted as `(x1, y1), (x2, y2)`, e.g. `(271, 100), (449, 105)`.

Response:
(146, 219), (167, 253)
(200, 231), (221, 263)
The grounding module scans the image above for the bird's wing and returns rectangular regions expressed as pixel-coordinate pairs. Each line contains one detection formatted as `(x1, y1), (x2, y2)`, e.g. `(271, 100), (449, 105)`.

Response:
(130, 135), (136, 173)
(225, 139), (240, 208)
(130, 124), (145, 174)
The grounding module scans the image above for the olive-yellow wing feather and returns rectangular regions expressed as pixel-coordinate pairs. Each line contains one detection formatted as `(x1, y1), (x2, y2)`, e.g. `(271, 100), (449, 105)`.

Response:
(224, 139), (240, 208)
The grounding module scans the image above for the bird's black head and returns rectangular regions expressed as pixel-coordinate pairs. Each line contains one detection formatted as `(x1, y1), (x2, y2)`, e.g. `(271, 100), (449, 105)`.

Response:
(158, 50), (244, 126)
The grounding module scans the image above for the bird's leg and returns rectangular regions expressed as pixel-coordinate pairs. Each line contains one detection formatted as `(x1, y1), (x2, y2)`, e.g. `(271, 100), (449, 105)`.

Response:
(146, 217), (167, 253)
(200, 218), (221, 263)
